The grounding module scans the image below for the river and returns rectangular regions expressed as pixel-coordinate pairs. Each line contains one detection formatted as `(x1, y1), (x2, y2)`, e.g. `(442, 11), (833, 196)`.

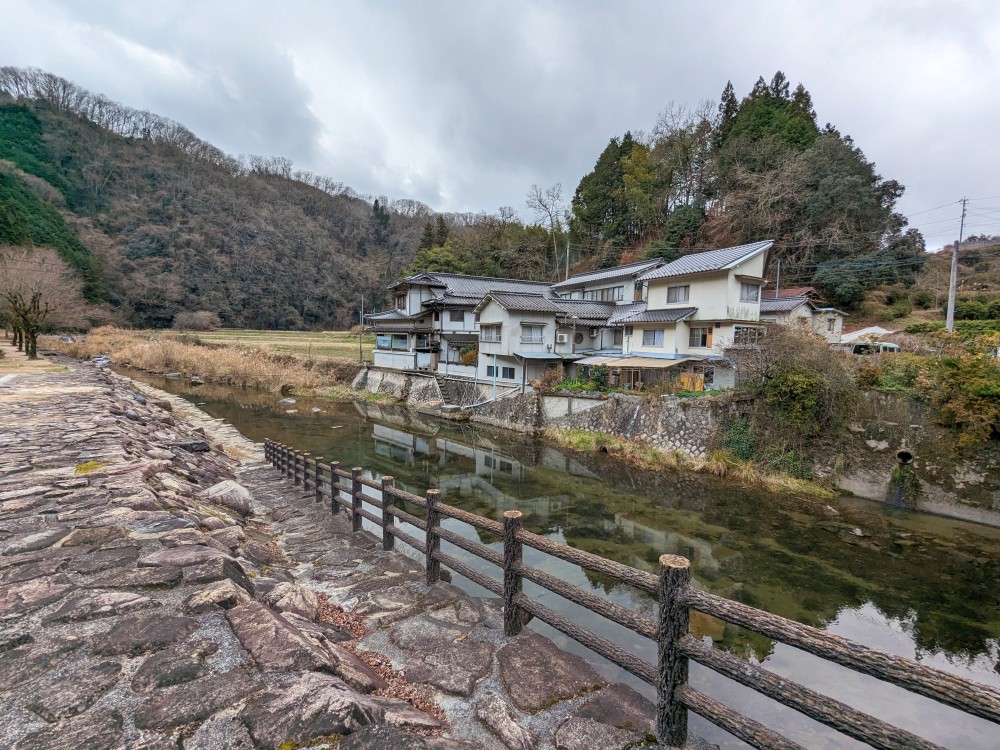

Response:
(120, 370), (1000, 749)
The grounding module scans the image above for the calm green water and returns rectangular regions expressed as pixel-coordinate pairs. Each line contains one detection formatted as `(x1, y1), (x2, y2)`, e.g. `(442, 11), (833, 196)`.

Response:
(123, 371), (1000, 749)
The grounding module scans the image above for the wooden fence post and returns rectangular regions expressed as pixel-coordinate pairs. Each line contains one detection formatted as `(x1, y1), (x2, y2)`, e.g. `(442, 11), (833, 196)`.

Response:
(503, 510), (524, 637)
(381, 476), (395, 551)
(425, 489), (441, 585)
(264, 440), (270, 462)
(295, 451), (305, 486)
(657, 554), (691, 747)
(301, 453), (312, 490)
(277, 444), (286, 475)
(351, 468), (363, 532)
(314, 457), (324, 503)
(329, 461), (340, 515)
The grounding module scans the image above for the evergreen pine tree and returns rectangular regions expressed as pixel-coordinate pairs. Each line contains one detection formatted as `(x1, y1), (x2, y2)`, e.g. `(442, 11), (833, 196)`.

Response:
(419, 220), (435, 250)
(434, 215), (449, 246)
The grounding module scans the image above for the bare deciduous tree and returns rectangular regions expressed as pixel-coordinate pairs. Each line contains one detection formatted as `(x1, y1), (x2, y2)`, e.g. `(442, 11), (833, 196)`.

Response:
(0, 247), (88, 359)
(525, 183), (566, 275)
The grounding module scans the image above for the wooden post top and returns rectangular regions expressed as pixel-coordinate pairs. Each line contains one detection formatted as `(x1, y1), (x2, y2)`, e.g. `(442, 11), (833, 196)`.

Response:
(382, 475), (394, 482)
(503, 510), (523, 520)
(659, 554), (690, 570)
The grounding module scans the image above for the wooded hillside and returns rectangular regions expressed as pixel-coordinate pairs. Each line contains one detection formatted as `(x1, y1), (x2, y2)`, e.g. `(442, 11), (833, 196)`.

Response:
(0, 68), (433, 329)
(1, 67), (930, 327)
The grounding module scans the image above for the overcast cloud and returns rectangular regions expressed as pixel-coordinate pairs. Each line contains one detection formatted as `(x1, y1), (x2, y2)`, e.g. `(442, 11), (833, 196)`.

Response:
(3, 0), (999, 248)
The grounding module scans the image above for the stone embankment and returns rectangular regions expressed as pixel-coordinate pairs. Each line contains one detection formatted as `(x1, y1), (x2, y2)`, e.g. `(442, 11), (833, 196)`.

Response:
(1, 351), (674, 750)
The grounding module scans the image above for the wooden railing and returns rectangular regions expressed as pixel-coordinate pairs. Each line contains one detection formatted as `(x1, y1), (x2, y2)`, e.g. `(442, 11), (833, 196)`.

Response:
(263, 440), (1000, 749)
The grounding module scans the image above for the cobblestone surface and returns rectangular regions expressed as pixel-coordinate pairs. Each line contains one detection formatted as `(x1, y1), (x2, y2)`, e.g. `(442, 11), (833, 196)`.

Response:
(0, 353), (681, 749)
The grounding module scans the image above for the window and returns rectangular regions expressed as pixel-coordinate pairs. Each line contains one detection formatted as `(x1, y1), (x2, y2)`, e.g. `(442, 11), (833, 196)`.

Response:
(613, 329), (624, 346)
(502, 367), (515, 379)
(689, 327), (711, 347)
(449, 310), (465, 323)
(667, 285), (690, 303)
(642, 329), (664, 347)
(827, 319), (835, 332)
(376, 334), (408, 351)
(624, 325), (633, 336)
(480, 325), (501, 343)
(634, 282), (645, 302)
(521, 324), (544, 343)
(395, 294), (406, 310)
(486, 365), (496, 377)
(740, 283), (760, 303)
(574, 332), (584, 345)
(584, 286), (624, 302)
(733, 326), (761, 346)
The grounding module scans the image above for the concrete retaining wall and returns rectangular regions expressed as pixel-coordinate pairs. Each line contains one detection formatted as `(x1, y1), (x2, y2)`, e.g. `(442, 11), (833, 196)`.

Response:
(352, 367), (441, 405)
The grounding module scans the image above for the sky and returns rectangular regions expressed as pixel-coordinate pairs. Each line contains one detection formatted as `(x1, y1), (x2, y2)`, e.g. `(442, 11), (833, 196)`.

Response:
(3, 0), (999, 249)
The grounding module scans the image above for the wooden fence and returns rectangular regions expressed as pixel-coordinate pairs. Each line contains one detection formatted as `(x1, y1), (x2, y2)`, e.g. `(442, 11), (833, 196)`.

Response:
(263, 439), (1000, 749)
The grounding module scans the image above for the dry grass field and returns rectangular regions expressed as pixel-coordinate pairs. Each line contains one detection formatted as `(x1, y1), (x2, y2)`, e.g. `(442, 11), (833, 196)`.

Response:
(47, 327), (371, 396)
(189, 329), (375, 363)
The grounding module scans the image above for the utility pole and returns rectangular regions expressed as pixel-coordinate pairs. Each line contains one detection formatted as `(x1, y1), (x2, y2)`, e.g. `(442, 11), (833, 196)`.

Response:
(359, 295), (364, 362)
(565, 240), (570, 281)
(775, 259), (781, 296)
(945, 197), (968, 333)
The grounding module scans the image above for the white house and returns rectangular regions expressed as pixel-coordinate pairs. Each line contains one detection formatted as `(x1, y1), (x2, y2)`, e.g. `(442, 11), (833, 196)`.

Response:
(472, 292), (622, 389)
(367, 272), (553, 378)
(368, 240), (777, 393)
(759, 286), (848, 343)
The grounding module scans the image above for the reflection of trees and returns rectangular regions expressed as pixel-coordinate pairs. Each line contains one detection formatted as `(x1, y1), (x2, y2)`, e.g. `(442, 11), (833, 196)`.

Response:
(143, 370), (1000, 661)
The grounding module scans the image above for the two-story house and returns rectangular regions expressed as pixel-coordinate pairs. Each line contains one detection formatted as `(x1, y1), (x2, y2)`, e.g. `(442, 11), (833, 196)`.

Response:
(589, 240), (774, 389)
(759, 286), (848, 343)
(473, 293), (620, 388)
(367, 271), (553, 377)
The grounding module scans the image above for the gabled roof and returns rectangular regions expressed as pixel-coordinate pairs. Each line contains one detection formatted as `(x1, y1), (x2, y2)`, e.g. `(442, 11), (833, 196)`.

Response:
(551, 259), (664, 291)
(393, 271), (553, 299)
(760, 296), (810, 313)
(637, 241), (773, 282)
(476, 292), (564, 314)
(762, 286), (814, 300)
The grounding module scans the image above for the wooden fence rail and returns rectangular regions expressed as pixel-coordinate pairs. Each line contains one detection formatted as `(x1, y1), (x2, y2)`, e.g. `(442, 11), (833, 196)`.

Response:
(263, 440), (1000, 749)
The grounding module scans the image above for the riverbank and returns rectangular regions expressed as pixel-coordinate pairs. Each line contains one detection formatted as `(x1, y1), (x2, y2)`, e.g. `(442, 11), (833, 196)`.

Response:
(46, 327), (391, 403)
(542, 427), (835, 499)
(0, 355), (675, 750)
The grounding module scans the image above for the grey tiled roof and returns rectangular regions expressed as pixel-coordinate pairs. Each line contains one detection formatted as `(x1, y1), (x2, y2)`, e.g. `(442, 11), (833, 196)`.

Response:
(637, 241), (773, 281)
(608, 302), (647, 325)
(551, 259), (664, 290)
(554, 300), (618, 320)
(760, 296), (809, 313)
(366, 309), (412, 320)
(483, 293), (565, 313)
(424, 273), (554, 298)
(618, 307), (697, 324)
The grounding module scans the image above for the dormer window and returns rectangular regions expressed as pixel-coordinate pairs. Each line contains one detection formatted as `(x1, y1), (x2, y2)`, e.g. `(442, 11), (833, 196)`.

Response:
(740, 283), (760, 303)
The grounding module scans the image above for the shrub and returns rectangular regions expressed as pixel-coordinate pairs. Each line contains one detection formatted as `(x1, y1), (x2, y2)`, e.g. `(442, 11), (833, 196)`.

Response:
(955, 299), (990, 321)
(922, 334), (1000, 447)
(459, 344), (478, 365)
(855, 359), (882, 389)
(910, 289), (935, 309)
(534, 366), (564, 393)
(173, 311), (222, 331)
(722, 417), (755, 461)
(590, 364), (610, 390)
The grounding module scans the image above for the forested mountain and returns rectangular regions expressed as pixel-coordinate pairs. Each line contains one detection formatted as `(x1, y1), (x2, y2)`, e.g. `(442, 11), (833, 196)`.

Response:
(1, 67), (923, 328)
(0, 67), (433, 328)
(568, 72), (924, 307)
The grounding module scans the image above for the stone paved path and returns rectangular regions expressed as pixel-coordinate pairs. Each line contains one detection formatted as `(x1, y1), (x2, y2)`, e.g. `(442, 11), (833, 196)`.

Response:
(0, 357), (693, 750)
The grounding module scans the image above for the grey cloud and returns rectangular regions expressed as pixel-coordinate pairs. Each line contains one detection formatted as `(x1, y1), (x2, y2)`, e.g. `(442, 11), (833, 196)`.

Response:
(3, 0), (999, 244)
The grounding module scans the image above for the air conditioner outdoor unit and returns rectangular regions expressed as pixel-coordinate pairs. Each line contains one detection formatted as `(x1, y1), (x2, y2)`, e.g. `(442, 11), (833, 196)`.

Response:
(555, 333), (569, 344)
